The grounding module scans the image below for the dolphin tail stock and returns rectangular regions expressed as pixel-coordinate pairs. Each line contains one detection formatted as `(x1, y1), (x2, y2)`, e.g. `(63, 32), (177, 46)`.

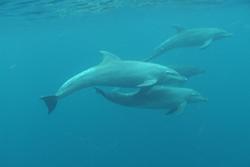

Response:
(41, 95), (58, 114)
(143, 55), (155, 62)
(143, 51), (162, 62)
(144, 44), (169, 62)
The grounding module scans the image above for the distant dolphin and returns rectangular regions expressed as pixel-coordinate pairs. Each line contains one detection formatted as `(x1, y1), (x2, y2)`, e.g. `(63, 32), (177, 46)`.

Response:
(169, 65), (205, 79)
(41, 51), (186, 113)
(95, 86), (207, 114)
(145, 26), (232, 61)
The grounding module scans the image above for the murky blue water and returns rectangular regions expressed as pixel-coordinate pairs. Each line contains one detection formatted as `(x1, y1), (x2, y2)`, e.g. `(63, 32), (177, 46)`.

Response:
(1, 1), (250, 167)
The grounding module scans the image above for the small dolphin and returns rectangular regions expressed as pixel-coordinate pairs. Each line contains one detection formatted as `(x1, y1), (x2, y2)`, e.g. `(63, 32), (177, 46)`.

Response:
(145, 25), (232, 61)
(41, 51), (186, 113)
(95, 86), (207, 114)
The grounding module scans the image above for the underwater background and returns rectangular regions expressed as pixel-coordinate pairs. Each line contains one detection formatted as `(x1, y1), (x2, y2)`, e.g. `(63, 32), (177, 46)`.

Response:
(0, 0), (250, 166)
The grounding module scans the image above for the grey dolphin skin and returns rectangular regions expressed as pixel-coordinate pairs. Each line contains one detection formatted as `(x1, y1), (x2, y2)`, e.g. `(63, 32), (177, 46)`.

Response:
(145, 25), (232, 61)
(41, 51), (186, 113)
(169, 65), (205, 79)
(95, 86), (207, 114)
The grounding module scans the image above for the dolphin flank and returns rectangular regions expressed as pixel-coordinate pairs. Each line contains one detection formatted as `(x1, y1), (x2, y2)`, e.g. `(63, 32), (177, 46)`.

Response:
(41, 51), (186, 113)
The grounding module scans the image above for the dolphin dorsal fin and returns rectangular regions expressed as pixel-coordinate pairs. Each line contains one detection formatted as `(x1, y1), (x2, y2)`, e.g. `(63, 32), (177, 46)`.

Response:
(172, 25), (186, 33)
(99, 50), (121, 65)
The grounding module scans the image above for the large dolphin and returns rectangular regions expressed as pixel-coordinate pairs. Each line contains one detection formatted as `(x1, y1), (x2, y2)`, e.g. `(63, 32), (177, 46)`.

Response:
(95, 86), (207, 114)
(41, 51), (186, 113)
(145, 26), (232, 61)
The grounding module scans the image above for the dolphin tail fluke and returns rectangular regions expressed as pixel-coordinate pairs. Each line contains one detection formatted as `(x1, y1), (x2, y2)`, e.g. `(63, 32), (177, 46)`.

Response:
(41, 95), (58, 113)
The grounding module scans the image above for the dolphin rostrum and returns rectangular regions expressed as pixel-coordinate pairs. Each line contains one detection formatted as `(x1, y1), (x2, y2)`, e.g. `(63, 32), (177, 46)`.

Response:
(95, 85), (207, 114)
(145, 25), (232, 61)
(41, 51), (186, 113)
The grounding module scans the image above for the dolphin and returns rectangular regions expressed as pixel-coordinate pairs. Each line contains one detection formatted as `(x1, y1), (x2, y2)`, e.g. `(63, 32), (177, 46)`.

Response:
(95, 86), (207, 114)
(41, 51), (186, 113)
(169, 65), (205, 79)
(145, 26), (232, 61)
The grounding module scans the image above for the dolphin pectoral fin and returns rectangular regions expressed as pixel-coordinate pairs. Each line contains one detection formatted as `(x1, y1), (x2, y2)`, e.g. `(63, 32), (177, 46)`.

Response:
(41, 95), (58, 114)
(137, 79), (157, 87)
(175, 101), (187, 114)
(94, 87), (106, 97)
(166, 101), (187, 115)
(200, 39), (213, 49)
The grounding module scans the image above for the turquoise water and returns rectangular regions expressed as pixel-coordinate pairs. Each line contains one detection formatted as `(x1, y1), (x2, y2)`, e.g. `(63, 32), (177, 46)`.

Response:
(1, 1), (250, 167)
